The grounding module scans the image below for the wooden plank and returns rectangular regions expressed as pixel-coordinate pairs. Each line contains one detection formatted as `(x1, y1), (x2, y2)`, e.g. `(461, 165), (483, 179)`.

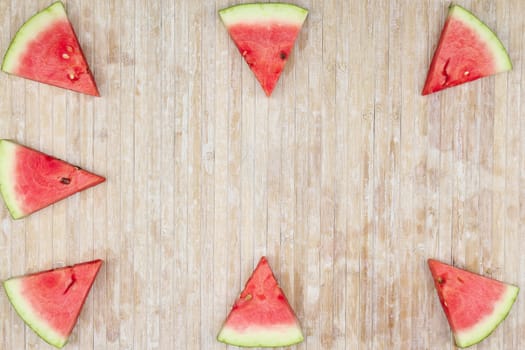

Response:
(158, 0), (176, 349)
(117, 0), (136, 347)
(200, 4), (217, 349)
(225, 4), (243, 348)
(186, 0), (203, 348)
(2, 3), (24, 350)
(0, 1), (12, 347)
(213, 1), (229, 349)
(102, 0), (122, 348)
(499, 1), (522, 349)
(172, 0), (190, 349)
(371, 0), (391, 347)
(511, 2), (525, 349)
(319, 0), (336, 349)
(332, 1), (351, 349)
(293, 2), (310, 349)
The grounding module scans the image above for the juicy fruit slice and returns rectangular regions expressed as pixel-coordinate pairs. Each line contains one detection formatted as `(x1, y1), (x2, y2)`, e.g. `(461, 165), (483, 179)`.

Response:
(217, 256), (303, 347)
(428, 259), (519, 348)
(422, 4), (512, 95)
(3, 260), (103, 348)
(0, 139), (105, 219)
(2, 1), (99, 96)
(219, 3), (308, 96)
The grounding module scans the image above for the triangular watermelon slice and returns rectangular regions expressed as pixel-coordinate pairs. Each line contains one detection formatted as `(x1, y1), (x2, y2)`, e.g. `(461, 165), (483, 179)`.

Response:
(428, 259), (519, 348)
(3, 259), (103, 348)
(219, 3), (308, 96)
(0, 139), (105, 219)
(422, 4), (512, 95)
(217, 256), (304, 347)
(1, 1), (99, 96)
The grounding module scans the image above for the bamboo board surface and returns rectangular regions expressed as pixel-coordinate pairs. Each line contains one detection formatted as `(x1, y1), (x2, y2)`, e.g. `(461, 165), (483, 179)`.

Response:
(0, 0), (524, 349)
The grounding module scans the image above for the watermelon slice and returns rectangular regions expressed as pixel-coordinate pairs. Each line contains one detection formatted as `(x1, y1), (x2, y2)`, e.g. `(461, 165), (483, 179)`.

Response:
(219, 3), (308, 96)
(217, 256), (303, 347)
(0, 139), (105, 219)
(428, 259), (519, 348)
(422, 4), (512, 95)
(1, 1), (99, 96)
(3, 259), (102, 348)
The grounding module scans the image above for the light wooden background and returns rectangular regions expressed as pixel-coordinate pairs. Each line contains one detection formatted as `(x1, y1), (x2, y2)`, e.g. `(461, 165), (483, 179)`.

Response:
(0, 0), (524, 349)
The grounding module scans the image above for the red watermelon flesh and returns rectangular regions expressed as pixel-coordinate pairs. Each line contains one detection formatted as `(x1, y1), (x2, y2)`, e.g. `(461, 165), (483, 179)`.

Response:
(219, 3), (308, 96)
(1, 1), (99, 96)
(3, 259), (102, 348)
(0, 139), (105, 219)
(428, 259), (519, 348)
(217, 256), (303, 347)
(422, 4), (512, 95)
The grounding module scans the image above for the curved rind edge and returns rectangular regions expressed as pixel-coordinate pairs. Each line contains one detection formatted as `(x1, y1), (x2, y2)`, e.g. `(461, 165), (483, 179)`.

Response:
(0, 139), (25, 219)
(219, 3), (308, 27)
(3, 278), (68, 348)
(448, 4), (512, 72)
(217, 324), (304, 347)
(2, 1), (67, 73)
(454, 285), (519, 348)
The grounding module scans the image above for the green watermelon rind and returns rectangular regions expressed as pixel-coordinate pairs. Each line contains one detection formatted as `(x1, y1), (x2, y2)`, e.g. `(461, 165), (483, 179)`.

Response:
(454, 284), (519, 348)
(3, 278), (68, 348)
(448, 4), (512, 72)
(217, 324), (304, 348)
(1, 2), (67, 73)
(0, 140), (25, 219)
(219, 3), (308, 27)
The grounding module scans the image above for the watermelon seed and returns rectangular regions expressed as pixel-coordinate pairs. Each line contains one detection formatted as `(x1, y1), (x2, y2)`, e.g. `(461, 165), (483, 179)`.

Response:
(66, 45), (74, 53)
(63, 273), (77, 294)
(437, 277), (444, 284)
(60, 177), (71, 185)
(244, 294), (252, 301)
(464, 71), (470, 76)
(280, 51), (287, 60)
(441, 58), (451, 85)
(68, 72), (79, 81)
(457, 276), (464, 283)
(62, 53), (70, 59)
